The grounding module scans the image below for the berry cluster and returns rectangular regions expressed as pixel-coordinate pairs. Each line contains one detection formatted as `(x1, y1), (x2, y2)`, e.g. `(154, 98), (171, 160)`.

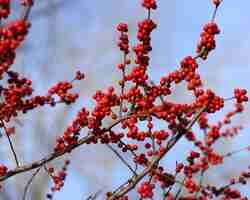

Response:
(184, 178), (200, 193)
(48, 81), (79, 104)
(74, 70), (85, 81)
(54, 108), (89, 152)
(117, 23), (129, 55)
(46, 160), (70, 199)
(0, 20), (30, 78)
(194, 89), (224, 113)
(0, 0), (10, 19)
(137, 181), (155, 198)
(142, 0), (157, 10)
(212, 0), (221, 7)
(0, 70), (83, 125)
(196, 22), (220, 60)
(234, 88), (248, 103)
(125, 5), (157, 85)
(90, 86), (120, 124)
(20, 0), (33, 6)
(0, 164), (7, 176)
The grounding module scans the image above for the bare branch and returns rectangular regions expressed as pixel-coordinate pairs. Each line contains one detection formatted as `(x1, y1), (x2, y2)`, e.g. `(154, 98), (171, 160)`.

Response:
(0, 114), (133, 182)
(22, 167), (42, 200)
(107, 106), (207, 200)
(2, 120), (20, 167)
(106, 143), (137, 176)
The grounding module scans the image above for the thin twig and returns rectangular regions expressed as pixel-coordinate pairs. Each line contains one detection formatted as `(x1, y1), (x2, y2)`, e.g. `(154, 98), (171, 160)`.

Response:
(85, 189), (102, 200)
(22, 167), (42, 200)
(2, 120), (20, 167)
(222, 145), (250, 158)
(0, 113), (147, 182)
(43, 165), (54, 179)
(21, 1), (34, 20)
(174, 177), (186, 200)
(107, 106), (207, 200)
(105, 143), (137, 175)
(119, 49), (127, 118)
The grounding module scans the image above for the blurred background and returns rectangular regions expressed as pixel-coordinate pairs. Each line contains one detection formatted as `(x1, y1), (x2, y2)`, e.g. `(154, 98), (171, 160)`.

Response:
(0, 0), (250, 199)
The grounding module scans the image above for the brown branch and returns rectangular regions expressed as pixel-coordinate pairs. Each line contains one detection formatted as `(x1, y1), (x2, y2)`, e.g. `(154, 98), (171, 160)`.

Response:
(0, 134), (90, 182)
(222, 145), (250, 158)
(174, 177), (186, 200)
(0, 114), (134, 182)
(2, 120), (20, 167)
(22, 167), (42, 200)
(119, 46), (127, 118)
(85, 189), (102, 200)
(211, 0), (224, 22)
(21, 1), (34, 21)
(107, 106), (207, 200)
(105, 143), (137, 176)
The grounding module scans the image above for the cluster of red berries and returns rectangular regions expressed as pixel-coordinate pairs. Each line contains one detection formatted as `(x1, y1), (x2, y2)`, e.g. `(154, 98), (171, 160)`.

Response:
(160, 55), (202, 95)
(198, 112), (208, 129)
(124, 6), (157, 85)
(212, 0), (221, 7)
(91, 86), (120, 123)
(0, 69), (84, 139)
(46, 160), (70, 199)
(151, 166), (175, 188)
(176, 162), (184, 173)
(20, 0), (33, 6)
(0, 0), (33, 19)
(48, 81), (79, 104)
(117, 23), (129, 55)
(142, 0), (157, 10)
(206, 150), (223, 165)
(0, 0), (32, 19)
(234, 88), (248, 103)
(0, 71), (33, 122)
(0, 69), (71, 123)
(54, 108), (89, 152)
(205, 125), (220, 146)
(55, 86), (122, 152)
(184, 178), (200, 193)
(136, 19), (157, 49)
(187, 151), (200, 163)
(0, 164), (7, 176)
(196, 22), (220, 60)
(0, 0), (10, 19)
(117, 23), (128, 33)
(137, 181), (155, 198)
(194, 89), (224, 113)
(180, 56), (202, 91)
(134, 153), (148, 166)
(74, 70), (85, 81)
(0, 20), (30, 78)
